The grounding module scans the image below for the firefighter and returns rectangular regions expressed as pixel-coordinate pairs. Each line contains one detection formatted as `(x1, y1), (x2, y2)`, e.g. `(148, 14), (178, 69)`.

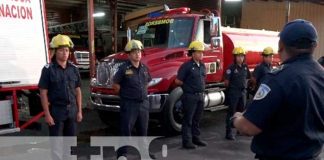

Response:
(175, 40), (208, 149)
(252, 47), (274, 89)
(232, 19), (324, 160)
(112, 39), (155, 159)
(38, 34), (83, 136)
(224, 47), (251, 140)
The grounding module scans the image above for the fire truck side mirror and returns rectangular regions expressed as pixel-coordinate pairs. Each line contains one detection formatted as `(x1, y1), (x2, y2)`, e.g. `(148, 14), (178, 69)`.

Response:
(210, 17), (221, 48)
(211, 37), (220, 48)
(210, 17), (220, 37)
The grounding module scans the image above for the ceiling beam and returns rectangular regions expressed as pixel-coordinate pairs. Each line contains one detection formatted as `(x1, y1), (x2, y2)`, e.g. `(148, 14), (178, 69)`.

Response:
(46, 0), (86, 4)
(117, 0), (146, 7)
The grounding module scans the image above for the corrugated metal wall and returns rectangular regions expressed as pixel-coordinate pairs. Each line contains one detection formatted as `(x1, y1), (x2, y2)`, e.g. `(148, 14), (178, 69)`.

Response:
(130, 0), (219, 12)
(241, 1), (324, 59)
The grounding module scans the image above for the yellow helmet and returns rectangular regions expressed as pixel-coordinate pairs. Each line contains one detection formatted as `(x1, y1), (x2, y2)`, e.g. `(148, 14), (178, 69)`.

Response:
(232, 47), (246, 55)
(125, 39), (144, 52)
(262, 47), (274, 56)
(188, 41), (205, 51)
(50, 34), (74, 49)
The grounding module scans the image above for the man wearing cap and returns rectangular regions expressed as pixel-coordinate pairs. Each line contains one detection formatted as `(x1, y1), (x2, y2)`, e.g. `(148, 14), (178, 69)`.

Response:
(175, 40), (208, 149)
(252, 47), (274, 89)
(231, 19), (324, 160)
(39, 34), (83, 136)
(113, 39), (154, 158)
(224, 47), (251, 140)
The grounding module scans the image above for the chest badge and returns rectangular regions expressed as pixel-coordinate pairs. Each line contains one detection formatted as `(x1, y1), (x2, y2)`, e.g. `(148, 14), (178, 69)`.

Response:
(125, 69), (134, 75)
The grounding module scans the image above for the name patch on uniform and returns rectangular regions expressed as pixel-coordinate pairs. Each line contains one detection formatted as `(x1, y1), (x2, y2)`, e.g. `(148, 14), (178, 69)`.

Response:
(253, 84), (271, 100)
(125, 69), (133, 75)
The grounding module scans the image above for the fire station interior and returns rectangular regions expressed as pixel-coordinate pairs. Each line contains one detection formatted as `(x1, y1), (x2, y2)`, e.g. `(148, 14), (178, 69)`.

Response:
(45, 0), (225, 61)
(45, 0), (324, 61)
(1, 0), (324, 159)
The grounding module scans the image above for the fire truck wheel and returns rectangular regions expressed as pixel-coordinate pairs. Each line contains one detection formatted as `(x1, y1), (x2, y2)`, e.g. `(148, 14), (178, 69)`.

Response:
(162, 87), (184, 135)
(97, 110), (119, 129)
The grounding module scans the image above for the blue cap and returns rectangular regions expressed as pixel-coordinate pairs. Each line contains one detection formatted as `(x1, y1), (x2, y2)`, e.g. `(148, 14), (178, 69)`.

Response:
(279, 19), (318, 48)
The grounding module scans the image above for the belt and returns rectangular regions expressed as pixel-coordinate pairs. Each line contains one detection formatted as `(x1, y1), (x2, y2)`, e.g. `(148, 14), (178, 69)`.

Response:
(122, 98), (146, 103)
(50, 104), (72, 108)
(185, 92), (204, 96)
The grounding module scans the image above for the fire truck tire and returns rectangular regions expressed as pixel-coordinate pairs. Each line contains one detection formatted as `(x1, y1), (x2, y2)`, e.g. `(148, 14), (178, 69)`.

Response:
(162, 87), (183, 135)
(97, 110), (119, 129)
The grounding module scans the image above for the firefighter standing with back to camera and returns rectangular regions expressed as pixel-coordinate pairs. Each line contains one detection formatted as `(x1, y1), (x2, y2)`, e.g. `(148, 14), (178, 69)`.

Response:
(38, 34), (83, 136)
(112, 40), (155, 159)
(232, 19), (324, 160)
(224, 47), (251, 140)
(175, 40), (208, 149)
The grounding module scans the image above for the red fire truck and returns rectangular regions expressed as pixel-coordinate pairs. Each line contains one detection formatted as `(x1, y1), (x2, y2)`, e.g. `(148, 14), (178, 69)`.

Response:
(90, 7), (280, 133)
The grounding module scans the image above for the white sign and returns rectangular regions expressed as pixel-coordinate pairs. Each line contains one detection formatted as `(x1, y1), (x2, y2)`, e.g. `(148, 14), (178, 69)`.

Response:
(0, 0), (48, 85)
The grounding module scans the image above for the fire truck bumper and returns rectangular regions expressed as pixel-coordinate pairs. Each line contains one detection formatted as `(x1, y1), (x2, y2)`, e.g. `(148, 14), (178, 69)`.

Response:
(90, 92), (169, 113)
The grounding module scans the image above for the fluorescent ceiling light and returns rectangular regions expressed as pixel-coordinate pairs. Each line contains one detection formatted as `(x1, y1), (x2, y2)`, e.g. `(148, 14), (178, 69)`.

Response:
(93, 12), (105, 17)
(225, 0), (242, 2)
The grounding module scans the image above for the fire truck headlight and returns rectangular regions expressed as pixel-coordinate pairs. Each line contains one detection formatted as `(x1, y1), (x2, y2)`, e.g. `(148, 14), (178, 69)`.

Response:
(148, 78), (163, 87)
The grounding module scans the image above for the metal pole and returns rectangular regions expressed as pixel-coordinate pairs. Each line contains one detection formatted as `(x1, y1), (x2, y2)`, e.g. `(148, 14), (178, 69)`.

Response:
(285, 0), (291, 23)
(109, 0), (118, 53)
(88, 0), (96, 78)
(217, 0), (222, 17)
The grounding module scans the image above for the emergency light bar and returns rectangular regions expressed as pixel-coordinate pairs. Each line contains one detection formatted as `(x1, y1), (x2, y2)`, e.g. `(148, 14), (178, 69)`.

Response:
(164, 7), (190, 15)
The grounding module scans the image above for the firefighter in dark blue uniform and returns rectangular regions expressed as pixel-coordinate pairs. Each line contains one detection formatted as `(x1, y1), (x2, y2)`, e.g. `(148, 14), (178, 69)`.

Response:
(232, 19), (324, 160)
(113, 40), (155, 159)
(224, 47), (251, 140)
(252, 47), (274, 89)
(39, 34), (83, 136)
(175, 41), (208, 149)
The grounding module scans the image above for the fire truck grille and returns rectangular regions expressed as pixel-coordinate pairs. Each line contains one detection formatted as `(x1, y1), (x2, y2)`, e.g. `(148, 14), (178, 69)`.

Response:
(96, 60), (125, 87)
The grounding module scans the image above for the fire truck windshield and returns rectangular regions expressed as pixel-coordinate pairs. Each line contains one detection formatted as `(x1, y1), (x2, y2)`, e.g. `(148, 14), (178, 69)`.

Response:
(135, 18), (194, 48)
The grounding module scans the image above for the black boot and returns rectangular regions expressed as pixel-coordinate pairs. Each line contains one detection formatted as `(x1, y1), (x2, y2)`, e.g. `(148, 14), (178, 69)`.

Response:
(193, 137), (208, 147)
(225, 129), (236, 140)
(182, 141), (197, 149)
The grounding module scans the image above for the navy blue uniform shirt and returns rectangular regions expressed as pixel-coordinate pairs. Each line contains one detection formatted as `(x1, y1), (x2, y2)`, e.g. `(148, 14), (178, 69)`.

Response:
(225, 63), (251, 93)
(38, 61), (81, 107)
(253, 62), (272, 86)
(113, 60), (152, 101)
(244, 54), (324, 159)
(177, 59), (206, 94)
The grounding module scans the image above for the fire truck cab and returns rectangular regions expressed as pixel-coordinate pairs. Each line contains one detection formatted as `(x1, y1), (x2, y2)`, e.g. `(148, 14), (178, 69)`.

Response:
(90, 7), (279, 133)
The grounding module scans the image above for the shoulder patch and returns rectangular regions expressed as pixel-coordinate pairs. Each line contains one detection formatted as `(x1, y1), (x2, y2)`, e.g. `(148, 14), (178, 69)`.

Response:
(44, 64), (50, 68)
(253, 84), (271, 100)
(226, 69), (231, 74)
